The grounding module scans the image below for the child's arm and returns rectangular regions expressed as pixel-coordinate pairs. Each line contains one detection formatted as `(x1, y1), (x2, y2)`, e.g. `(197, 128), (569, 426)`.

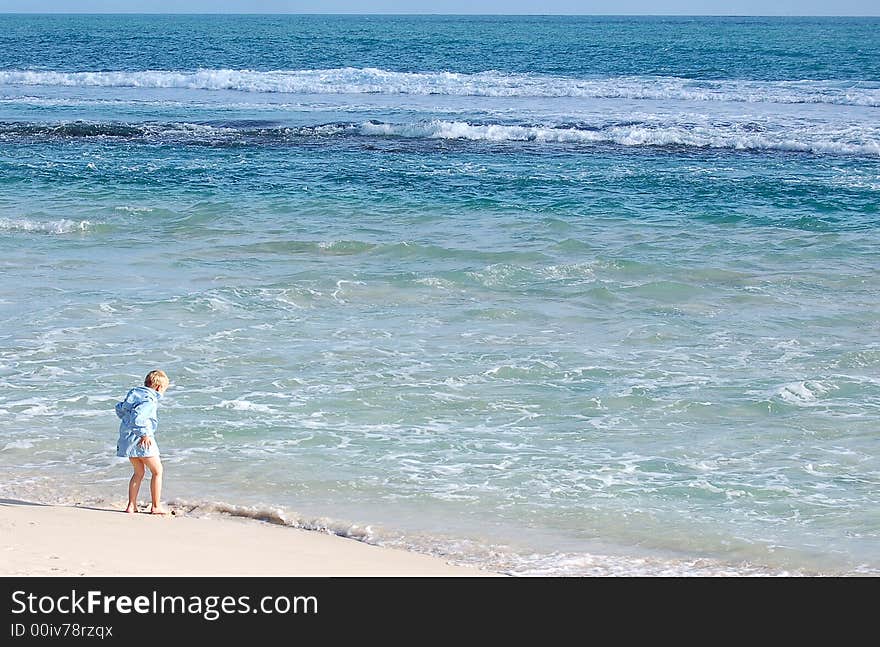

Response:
(115, 401), (125, 419)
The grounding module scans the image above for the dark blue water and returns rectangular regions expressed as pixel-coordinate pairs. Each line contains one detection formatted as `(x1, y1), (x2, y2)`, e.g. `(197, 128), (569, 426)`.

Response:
(2, 15), (879, 80)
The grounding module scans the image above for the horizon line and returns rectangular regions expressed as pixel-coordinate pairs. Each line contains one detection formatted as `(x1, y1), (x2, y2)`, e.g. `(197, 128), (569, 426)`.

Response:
(1, 12), (879, 17)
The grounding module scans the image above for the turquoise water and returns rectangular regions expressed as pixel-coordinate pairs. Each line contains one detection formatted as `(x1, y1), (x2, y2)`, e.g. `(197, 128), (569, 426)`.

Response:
(1, 15), (878, 575)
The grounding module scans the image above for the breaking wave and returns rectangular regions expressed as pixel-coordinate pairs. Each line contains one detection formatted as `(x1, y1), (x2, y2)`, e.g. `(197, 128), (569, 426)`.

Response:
(358, 120), (880, 155)
(2, 68), (879, 106)
(0, 218), (91, 234)
(3, 118), (877, 156)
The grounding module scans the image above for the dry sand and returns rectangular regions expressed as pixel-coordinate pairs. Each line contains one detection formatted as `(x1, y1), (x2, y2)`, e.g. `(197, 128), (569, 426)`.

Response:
(0, 499), (497, 577)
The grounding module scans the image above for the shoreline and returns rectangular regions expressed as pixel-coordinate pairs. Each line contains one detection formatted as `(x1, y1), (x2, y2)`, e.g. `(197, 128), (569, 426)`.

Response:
(0, 499), (500, 577)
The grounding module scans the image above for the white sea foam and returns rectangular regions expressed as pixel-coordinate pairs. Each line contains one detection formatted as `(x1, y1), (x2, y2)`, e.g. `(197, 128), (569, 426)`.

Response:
(19, 404), (54, 417)
(356, 120), (880, 156)
(773, 380), (836, 405)
(2, 68), (879, 106)
(501, 551), (799, 577)
(216, 399), (274, 413)
(114, 206), (154, 213)
(415, 277), (454, 289)
(5, 115), (876, 155)
(2, 440), (35, 451)
(0, 218), (91, 234)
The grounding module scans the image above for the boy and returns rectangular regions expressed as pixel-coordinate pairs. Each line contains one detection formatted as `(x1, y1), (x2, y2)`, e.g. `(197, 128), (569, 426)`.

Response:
(115, 370), (171, 515)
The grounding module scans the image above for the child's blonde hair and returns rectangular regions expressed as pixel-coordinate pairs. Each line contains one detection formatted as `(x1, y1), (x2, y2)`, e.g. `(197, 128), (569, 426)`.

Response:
(144, 370), (169, 390)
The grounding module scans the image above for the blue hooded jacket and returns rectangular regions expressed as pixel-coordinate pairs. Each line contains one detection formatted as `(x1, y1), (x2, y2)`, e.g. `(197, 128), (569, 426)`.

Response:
(115, 386), (161, 458)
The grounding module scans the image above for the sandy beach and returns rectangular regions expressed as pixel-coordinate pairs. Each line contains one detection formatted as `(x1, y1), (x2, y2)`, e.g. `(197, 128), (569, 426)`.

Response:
(0, 499), (496, 577)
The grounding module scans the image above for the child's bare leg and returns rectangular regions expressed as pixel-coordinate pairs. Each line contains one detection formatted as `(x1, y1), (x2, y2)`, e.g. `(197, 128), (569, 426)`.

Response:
(141, 456), (169, 514)
(126, 458), (146, 513)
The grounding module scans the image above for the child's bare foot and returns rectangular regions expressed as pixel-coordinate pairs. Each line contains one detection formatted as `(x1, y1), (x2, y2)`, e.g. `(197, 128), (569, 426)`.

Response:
(124, 504), (137, 514)
(150, 506), (172, 516)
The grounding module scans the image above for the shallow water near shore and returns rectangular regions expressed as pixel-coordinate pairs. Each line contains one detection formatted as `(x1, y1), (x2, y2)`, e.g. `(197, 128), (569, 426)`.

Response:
(1, 15), (878, 576)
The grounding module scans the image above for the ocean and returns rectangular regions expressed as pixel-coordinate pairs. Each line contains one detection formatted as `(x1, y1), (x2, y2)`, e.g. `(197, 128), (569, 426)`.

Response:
(0, 14), (878, 576)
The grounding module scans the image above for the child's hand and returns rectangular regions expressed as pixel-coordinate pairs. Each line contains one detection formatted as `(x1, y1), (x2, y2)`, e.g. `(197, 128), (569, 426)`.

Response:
(138, 435), (153, 449)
